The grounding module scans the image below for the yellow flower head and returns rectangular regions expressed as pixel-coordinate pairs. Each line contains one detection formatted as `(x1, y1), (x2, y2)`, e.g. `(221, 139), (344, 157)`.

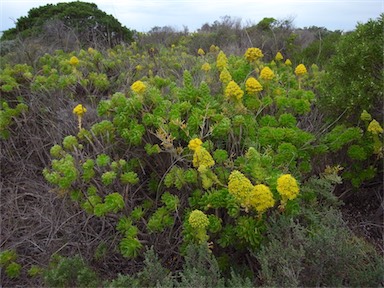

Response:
(244, 47), (264, 62)
(69, 56), (79, 66)
(210, 44), (220, 53)
(193, 146), (215, 168)
(260, 67), (275, 80)
(295, 64), (307, 76)
(216, 51), (228, 71)
(198, 48), (205, 56)
(277, 174), (300, 201)
(275, 52), (284, 61)
(360, 110), (372, 122)
(189, 209), (209, 229)
(188, 138), (203, 151)
(245, 77), (263, 94)
(228, 170), (254, 207)
(250, 184), (275, 214)
(219, 68), (232, 84)
(131, 80), (146, 94)
(201, 62), (211, 72)
(285, 59), (292, 66)
(225, 81), (244, 101)
(73, 104), (87, 117)
(367, 119), (383, 134)
(87, 47), (95, 54)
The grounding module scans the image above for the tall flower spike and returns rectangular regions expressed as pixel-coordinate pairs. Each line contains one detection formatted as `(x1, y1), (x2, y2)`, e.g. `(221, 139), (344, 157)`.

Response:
(225, 81), (244, 102)
(276, 174), (300, 203)
(260, 67), (275, 80)
(244, 47), (264, 62)
(73, 104), (87, 130)
(295, 64), (307, 77)
(245, 77), (263, 94)
(275, 52), (284, 61)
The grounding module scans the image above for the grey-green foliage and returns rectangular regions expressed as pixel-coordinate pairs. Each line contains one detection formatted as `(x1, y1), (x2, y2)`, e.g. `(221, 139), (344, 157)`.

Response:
(105, 246), (171, 288)
(176, 244), (225, 288)
(44, 255), (99, 287)
(254, 205), (384, 287)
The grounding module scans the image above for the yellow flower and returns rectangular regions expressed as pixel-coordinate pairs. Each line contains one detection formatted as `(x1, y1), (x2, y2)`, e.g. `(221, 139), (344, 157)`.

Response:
(73, 104), (87, 116)
(360, 110), (372, 122)
(245, 77), (263, 94)
(249, 184), (275, 214)
(225, 81), (244, 101)
(131, 80), (146, 94)
(295, 64), (307, 76)
(198, 48), (205, 56)
(193, 146), (215, 168)
(216, 51), (228, 71)
(219, 68), (232, 84)
(367, 119), (383, 134)
(210, 44), (220, 53)
(69, 56), (79, 66)
(189, 209), (209, 229)
(275, 52), (284, 61)
(201, 62), (211, 72)
(260, 67), (275, 80)
(87, 47), (95, 54)
(188, 138), (203, 151)
(276, 174), (300, 201)
(228, 170), (254, 208)
(285, 59), (292, 66)
(244, 47), (264, 62)
(135, 65), (143, 71)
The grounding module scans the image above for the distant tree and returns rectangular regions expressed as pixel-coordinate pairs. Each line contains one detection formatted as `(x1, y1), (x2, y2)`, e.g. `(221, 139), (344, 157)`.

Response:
(1, 1), (134, 47)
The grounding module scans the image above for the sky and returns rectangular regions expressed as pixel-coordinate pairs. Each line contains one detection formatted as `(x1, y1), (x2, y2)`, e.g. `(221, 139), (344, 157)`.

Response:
(0, 0), (383, 33)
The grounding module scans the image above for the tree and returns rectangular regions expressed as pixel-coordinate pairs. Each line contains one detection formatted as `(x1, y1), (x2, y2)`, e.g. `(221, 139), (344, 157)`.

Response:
(1, 1), (134, 47)
(319, 15), (383, 121)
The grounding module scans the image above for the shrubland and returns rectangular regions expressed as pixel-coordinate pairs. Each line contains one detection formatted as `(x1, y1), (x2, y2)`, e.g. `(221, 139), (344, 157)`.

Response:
(0, 8), (383, 287)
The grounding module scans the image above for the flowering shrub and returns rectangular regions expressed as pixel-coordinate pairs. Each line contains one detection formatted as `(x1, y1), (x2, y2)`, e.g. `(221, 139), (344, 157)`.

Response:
(2, 39), (379, 286)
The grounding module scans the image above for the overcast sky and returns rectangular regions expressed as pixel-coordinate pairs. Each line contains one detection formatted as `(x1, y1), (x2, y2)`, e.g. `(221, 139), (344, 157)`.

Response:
(1, 0), (382, 33)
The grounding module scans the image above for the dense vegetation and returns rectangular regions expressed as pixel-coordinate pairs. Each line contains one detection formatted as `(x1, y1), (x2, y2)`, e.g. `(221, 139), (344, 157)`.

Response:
(0, 4), (383, 287)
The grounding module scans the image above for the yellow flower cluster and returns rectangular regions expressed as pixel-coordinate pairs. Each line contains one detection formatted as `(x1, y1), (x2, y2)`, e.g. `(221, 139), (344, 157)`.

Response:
(219, 68), (232, 84)
(225, 81), (244, 101)
(367, 119), (383, 134)
(201, 62), (211, 72)
(69, 56), (79, 66)
(260, 67), (275, 80)
(198, 48), (205, 56)
(276, 174), (300, 201)
(188, 138), (203, 151)
(245, 77), (263, 94)
(216, 51), (228, 71)
(275, 52), (284, 61)
(360, 110), (372, 122)
(188, 138), (215, 169)
(193, 146), (215, 169)
(295, 64), (307, 76)
(285, 59), (292, 66)
(210, 44), (220, 53)
(73, 104), (87, 116)
(249, 184), (275, 214)
(131, 80), (146, 94)
(228, 170), (275, 214)
(189, 209), (209, 229)
(228, 170), (254, 205)
(244, 47), (264, 62)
